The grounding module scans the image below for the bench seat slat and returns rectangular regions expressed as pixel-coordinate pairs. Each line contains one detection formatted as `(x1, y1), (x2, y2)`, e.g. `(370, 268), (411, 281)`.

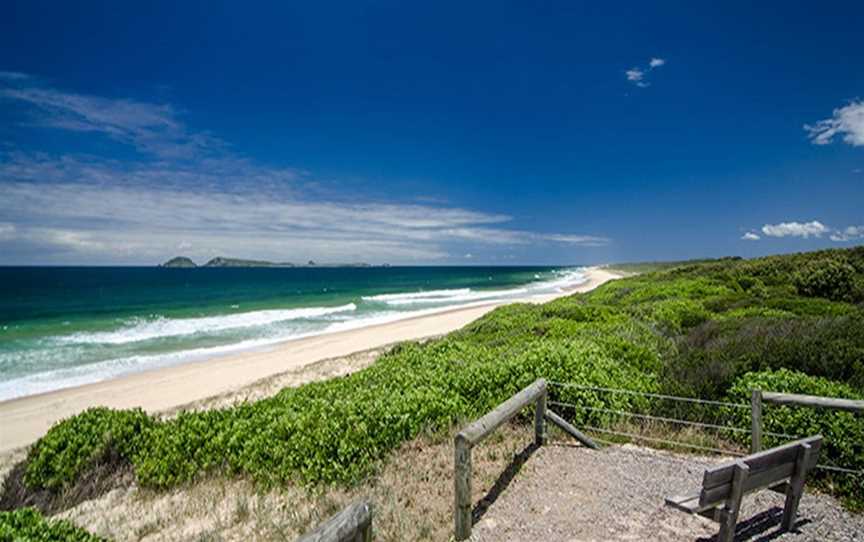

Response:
(702, 436), (821, 489)
(700, 464), (797, 507)
(698, 436), (821, 507)
(666, 493), (702, 513)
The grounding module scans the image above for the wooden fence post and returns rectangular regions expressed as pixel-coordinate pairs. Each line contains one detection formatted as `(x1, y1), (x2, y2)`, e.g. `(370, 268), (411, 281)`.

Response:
(751, 389), (763, 453)
(454, 433), (472, 541)
(534, 382), (547, 446)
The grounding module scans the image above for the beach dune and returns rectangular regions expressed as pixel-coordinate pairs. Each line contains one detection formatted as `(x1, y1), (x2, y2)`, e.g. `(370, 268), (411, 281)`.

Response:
(0, 267), (618, 454)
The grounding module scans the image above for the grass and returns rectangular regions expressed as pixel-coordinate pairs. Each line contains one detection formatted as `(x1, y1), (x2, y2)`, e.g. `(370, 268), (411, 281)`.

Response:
(53, 423), (537, 541)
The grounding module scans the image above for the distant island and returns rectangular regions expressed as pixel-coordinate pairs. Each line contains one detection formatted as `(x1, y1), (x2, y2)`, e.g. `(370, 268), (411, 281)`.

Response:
(160, 256), (376, 268)
(160, 256), (198, 268)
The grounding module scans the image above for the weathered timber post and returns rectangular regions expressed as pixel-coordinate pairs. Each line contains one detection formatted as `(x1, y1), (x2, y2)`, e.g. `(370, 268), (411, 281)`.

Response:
(453, 379), (548, 541)
(454, 433), (473, 541)
(751, 389), (763, 453)
(534, 381), (547, 446)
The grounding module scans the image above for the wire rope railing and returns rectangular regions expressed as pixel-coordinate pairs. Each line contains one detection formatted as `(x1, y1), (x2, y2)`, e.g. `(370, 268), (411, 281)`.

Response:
(545, 381), (864, 478)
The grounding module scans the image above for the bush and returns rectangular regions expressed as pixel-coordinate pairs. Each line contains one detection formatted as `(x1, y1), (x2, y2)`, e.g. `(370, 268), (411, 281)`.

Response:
(794, 258), (862, 303)
(24, 407), (154, 491)
(0, 507), (104, 541)
(725, 369), (864, 506)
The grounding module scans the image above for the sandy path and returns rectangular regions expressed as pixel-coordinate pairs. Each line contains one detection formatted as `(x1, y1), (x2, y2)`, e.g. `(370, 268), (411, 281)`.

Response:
(0, 268), (619, 454)
(470, 443), (863, 541)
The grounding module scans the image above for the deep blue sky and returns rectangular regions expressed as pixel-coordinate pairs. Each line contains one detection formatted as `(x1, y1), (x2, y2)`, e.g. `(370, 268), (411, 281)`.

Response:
(0, 1), (862, 265)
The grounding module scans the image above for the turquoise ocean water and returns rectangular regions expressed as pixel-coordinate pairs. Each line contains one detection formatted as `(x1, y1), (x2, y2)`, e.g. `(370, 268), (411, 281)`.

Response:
(0, 266), (585, 400)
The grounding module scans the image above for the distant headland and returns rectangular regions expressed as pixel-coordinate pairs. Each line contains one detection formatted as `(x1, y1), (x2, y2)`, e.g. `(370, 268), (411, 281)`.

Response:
(160, 256), (379, 268)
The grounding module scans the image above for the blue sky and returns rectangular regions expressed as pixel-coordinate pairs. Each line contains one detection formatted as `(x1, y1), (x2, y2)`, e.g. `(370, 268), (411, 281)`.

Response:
(0, 1), (862, 265)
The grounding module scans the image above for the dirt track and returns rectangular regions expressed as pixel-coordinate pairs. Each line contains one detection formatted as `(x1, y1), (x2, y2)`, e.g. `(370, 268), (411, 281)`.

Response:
(470, 443), (863, 542)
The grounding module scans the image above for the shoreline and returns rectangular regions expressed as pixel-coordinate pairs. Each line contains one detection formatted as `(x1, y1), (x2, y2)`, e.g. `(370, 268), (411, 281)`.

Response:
(0, 267), (619, 454)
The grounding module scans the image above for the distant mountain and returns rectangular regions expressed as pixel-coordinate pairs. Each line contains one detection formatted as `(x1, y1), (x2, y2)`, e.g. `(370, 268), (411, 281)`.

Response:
(203, 257), (294, 268)
(160, 256), (197, 268)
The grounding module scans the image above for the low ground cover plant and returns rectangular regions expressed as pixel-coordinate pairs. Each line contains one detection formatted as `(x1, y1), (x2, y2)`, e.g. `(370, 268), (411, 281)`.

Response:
(0, 507), (106, 541)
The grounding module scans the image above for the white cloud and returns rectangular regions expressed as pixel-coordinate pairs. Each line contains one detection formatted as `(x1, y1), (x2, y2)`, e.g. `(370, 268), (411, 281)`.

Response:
(626, 68), (645, 82)
(830, 226), (864, 242)
(0, 171), (610, 263)
(0, 80), (222, 159)
(761, 220), (829, 238)
(805, 100), (864, 147)
(0, 223), (16, 239)
(625, 68), (648, 87)
(625, 57), (666, 87)
(741, 232), (760, 241)
(0, 79), (612, 263)
(0, 71), (30, 81)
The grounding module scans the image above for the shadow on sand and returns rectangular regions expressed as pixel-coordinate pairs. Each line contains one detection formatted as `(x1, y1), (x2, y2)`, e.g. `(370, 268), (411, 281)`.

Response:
(471, 440), (541, 525)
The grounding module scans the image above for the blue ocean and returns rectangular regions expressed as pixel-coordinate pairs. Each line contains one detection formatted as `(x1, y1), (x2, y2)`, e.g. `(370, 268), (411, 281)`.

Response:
(0, 266), (585, 400)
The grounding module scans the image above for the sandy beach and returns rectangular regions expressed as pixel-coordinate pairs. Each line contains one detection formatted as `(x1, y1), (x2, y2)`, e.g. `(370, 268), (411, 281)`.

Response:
(0, 267), (618, 454)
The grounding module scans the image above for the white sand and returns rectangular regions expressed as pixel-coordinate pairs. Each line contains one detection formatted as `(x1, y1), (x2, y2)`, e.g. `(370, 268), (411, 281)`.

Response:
(0, 267), (619, 453)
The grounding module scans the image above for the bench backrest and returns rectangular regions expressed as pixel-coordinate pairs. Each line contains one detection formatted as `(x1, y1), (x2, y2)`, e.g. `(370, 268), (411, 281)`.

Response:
(698, 435), (822, 508)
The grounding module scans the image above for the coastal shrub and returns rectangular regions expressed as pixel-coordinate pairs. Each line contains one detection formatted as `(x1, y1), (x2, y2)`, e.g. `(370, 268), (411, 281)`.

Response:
(23, 407), (153, 491)
(639, 299), (710, 334)
(666, 313), (864, 398)
(794, 259), (862, 303)
(724, 369), (864, 506)
(0, 507), (105, 541)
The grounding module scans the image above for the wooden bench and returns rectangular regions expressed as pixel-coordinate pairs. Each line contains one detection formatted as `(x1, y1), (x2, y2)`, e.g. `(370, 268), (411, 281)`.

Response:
(665, 435), (822, 542)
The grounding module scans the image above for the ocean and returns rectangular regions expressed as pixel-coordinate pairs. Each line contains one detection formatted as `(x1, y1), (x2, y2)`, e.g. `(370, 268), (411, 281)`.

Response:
(0, 266), (586, 401)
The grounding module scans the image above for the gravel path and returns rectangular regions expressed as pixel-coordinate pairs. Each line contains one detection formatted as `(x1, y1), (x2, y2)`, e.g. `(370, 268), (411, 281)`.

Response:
(470, 443), (863, 542)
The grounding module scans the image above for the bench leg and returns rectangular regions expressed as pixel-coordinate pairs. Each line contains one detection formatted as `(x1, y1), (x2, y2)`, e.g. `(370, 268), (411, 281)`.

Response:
(781, 443), (812, 531)
(718, 462), (749, 542)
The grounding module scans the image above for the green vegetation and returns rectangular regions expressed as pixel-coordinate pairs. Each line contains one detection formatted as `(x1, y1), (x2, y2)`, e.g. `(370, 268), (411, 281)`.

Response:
(4, 245), (864, 534)
(0, 508), (105, 541)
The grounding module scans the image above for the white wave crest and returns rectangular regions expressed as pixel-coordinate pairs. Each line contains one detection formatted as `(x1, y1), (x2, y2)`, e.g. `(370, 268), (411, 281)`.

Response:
(59, 303), (358, 345)
(361, 288), (471, 302)
(361, 269), (587, 307)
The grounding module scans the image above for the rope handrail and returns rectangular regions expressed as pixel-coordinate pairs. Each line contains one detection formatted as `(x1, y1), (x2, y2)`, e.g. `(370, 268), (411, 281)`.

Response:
(549, 400), (802, 441)
(815, 464), (864, 475)
(547, 381), (862, 476)
(583, 436), (862, 476)
(548, 400), (751, 434)
(547, 381), (751, 409)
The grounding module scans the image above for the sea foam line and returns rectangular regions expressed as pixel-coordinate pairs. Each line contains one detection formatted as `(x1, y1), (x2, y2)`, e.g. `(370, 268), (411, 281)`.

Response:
(0, 268), (589, 401)
(58, 303), (358, 345)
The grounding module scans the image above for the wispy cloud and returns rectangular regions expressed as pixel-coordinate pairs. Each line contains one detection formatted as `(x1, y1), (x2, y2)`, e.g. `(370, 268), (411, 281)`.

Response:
(625, 57), (666, 88)
(761, 220), (829, 238)
(741, 232), (760, 241)
(0, 154), (609, 264)
(626, 68), (647, 87)
(830, 226), (864, 242)
(0, 75), (222, 159)
(0, 76), (611, 264)
(0, 71), (30, 81)
(805, 100), (864, 147)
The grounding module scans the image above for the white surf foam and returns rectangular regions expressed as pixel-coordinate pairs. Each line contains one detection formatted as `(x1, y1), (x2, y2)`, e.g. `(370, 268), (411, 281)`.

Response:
(0, 268), (589, 401)
(361, 269), (587, 307)
(58, 303), (358, 345)
(362, 288), (471, 302)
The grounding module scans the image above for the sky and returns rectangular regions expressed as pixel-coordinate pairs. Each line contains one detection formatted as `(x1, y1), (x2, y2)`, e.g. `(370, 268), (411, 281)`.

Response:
(0, 1), (862, 266)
